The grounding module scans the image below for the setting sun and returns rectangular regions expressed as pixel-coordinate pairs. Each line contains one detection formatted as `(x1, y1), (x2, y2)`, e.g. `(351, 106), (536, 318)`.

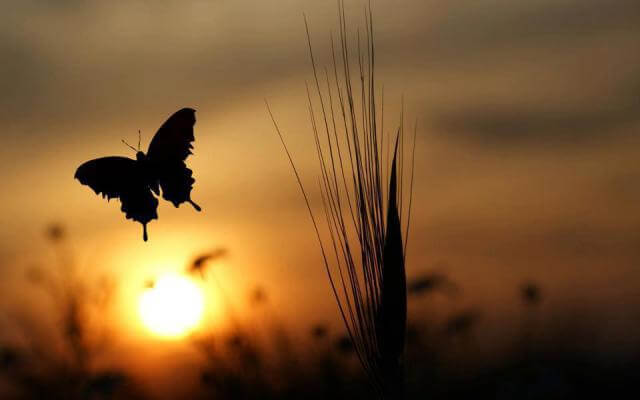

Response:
(138, 274), (205, 338)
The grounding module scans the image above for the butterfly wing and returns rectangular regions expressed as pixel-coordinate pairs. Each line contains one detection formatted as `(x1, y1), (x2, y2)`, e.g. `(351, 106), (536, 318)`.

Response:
(147, 108), (196, 162)
(146, 108), (201, 211)
(75, 157), (158, 241)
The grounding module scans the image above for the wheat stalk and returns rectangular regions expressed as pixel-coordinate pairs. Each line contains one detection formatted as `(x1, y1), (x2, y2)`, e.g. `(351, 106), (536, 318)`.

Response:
(268, 1), (416, 397)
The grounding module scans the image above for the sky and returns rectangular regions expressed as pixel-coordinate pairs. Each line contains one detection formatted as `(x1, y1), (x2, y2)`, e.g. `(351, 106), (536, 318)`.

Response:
(0, 0), (639, 379)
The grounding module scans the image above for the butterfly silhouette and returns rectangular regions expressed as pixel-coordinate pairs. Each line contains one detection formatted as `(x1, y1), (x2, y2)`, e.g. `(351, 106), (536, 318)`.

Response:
(75, 108), (201, 241)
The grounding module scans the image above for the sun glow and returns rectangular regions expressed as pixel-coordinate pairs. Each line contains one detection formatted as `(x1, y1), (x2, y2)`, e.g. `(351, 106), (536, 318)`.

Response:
(138, 274), (204, 338)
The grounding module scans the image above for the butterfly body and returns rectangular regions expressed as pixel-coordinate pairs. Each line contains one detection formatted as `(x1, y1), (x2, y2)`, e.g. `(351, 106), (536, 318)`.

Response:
(133, 151), (160, 194)
(75, 108), (201, 241)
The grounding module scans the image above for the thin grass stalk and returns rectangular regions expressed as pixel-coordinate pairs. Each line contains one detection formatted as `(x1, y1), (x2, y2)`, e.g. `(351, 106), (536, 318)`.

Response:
(268, 1), (416, 397)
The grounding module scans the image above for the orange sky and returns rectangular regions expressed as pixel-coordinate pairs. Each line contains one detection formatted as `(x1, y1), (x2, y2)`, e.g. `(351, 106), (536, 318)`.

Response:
(0, 1), (639, 387)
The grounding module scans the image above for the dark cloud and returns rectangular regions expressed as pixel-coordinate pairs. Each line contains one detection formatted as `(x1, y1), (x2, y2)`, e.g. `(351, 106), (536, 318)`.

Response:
(444, 0), (639, 46)
(0, 33), (50, 120)
(433, 73), (640, 147)
(1, 0), (639, 137)
(382, 0), (640, 66)
(434, 101), (640, 147)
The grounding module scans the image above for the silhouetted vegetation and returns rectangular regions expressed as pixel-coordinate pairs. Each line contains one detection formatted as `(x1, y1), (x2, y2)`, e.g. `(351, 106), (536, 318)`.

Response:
(183, 259), (640, 400)
(0, 225), (148, 400)
(268, 2), (417, 396)
(521, 282), (542, 306)
(408, 273), (458, 297)
(188, 249), (228, 279)
(2, 229), (640, 399)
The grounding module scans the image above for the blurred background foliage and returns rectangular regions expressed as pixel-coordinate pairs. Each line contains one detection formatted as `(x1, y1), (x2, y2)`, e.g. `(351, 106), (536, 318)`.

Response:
(0, 226), (638, 399)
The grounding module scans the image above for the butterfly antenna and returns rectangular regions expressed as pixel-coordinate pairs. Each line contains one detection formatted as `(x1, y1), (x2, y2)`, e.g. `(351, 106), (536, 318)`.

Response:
(121, 139), (137, 153)
(137, 130), (142, 151)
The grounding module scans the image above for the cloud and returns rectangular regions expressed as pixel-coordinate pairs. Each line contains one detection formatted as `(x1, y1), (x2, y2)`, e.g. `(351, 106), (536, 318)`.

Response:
(0, 33), (50, 121)
(427, 52), (640, 147)
(382, 0), (640, 65)
(434, 98), (640, 147)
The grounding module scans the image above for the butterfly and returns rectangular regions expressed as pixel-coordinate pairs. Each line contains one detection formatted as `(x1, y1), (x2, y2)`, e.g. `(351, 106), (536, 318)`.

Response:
(75, 108), (201, 241)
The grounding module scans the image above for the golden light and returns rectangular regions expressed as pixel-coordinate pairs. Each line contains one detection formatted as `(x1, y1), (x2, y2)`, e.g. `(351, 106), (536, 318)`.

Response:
(138, 274), (204, 338)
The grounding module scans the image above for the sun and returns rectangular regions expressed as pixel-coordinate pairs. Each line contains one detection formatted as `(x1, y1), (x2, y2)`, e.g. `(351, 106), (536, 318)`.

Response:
(138, 274), (204, 338)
